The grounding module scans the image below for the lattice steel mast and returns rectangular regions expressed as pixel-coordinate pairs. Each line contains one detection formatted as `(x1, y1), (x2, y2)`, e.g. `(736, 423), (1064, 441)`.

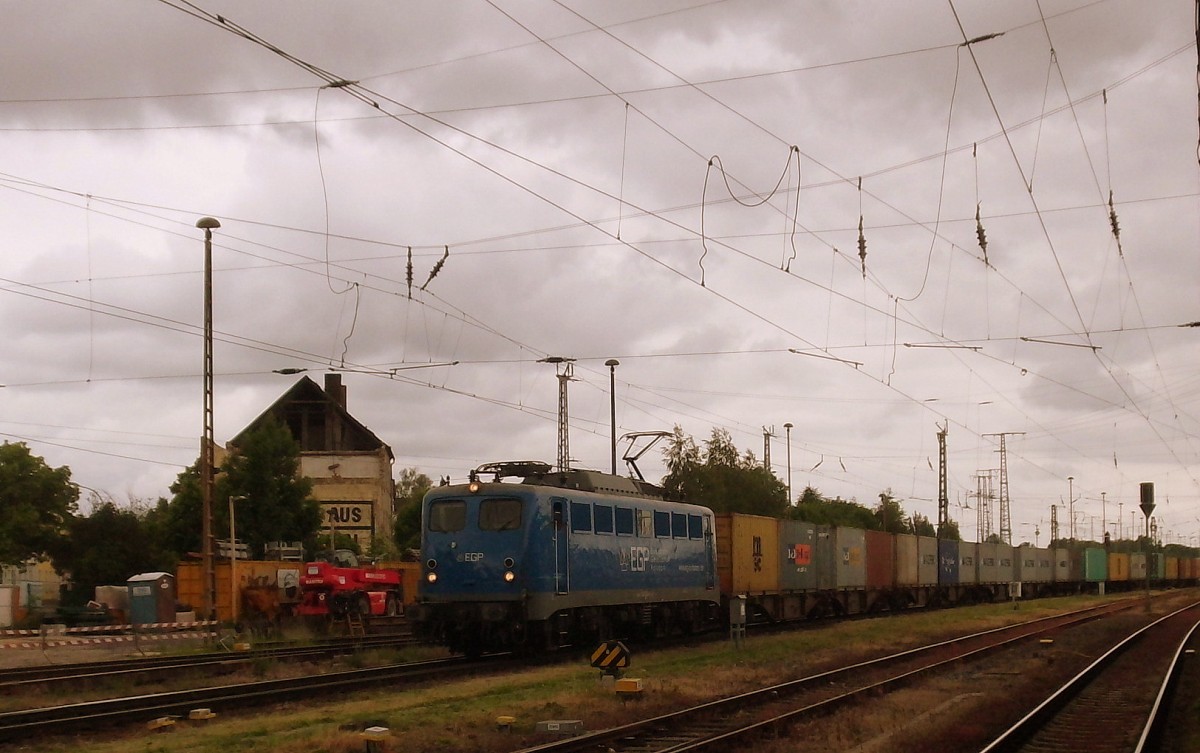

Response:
(540, 357), (576, 472)
(984, 432), (1024, 545)
(936, 422), (948, 538)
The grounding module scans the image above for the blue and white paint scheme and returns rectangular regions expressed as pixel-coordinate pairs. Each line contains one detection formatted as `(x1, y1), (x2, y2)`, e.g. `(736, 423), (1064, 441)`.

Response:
(411, 461), (718, 655)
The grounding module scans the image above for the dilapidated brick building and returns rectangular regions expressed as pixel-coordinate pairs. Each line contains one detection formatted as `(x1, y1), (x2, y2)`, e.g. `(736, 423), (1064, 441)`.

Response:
(230, 374), (394, 550)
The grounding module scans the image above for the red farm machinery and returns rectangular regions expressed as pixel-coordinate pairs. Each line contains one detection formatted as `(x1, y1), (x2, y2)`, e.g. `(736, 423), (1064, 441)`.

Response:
(295, 550), (404, 622)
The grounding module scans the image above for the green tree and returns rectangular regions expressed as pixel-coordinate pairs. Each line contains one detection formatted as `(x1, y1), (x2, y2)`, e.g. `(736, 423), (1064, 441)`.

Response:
(938, 517), (962, 541)
(910, 512), (934, 537)
(392, 467), (432, 553)
(313, 531), (362, 556)
(789, 486), (876, 528)
(662, 426), (788, 517)
(163, 464), (204, 557)
(217, 418), (322, 560)
(0, 442), (77, 566)
(47, 499), (175, 607)
(164, 418), (321, 560)
(874, 490), (910, 533)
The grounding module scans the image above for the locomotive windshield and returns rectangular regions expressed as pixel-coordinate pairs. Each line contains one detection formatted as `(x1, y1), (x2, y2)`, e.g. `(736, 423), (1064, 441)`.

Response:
(428, 499), (466, 532)
(479, 498), (522, 531)
(428, 497), (522, 532)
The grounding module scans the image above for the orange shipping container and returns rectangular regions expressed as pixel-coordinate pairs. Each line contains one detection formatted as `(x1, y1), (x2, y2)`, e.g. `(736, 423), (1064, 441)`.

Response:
(177, 560), (305, 622)
(715, 513), (781, 595)
(1108, 552), (1131, 582)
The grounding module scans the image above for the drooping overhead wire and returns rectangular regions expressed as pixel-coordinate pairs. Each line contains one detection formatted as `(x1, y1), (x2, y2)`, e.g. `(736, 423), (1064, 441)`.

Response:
(140, 0), (1200, 494)
(1032, 0), (1200, 473)
(314, 85), (356, 295)
(699, 147), (801, 285)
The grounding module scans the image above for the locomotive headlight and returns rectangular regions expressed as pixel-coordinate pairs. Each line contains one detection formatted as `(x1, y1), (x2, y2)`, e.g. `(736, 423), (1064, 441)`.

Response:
(426, 572), (438, 584)
(468, 481), (481, 493)
(503, 571), (515, 583)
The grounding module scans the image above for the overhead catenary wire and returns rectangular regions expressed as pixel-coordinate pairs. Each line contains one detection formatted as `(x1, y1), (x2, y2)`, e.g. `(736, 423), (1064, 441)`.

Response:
(7, 1), (1192, 510)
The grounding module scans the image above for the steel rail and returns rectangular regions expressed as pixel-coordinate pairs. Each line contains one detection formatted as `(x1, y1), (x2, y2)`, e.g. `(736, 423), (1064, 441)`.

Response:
(0, 654), (510, 743)
(978, 601), (1200, 753)
(514, 600), (1135, 753)
(1134, 614), (1200, 752)
(0, 634), (417, 686)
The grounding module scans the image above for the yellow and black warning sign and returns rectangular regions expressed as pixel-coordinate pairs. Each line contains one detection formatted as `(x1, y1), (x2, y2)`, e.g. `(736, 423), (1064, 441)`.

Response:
(590, 640), (631, 673)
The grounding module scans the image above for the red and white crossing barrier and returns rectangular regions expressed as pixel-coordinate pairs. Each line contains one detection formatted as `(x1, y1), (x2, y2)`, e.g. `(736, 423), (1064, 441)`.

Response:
(0, 621), (220, 649)
(0, 631), (218, 649)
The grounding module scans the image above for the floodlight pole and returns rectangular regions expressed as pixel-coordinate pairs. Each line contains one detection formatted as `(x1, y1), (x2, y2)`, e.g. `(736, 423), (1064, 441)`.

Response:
(605, 360), (619, 475)
(783, 422), (793, 504)
(197, 217), (220, 622)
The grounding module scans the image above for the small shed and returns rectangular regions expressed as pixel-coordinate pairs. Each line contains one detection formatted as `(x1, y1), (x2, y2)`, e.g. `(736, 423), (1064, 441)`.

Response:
(0, 585), (18, 627)
(127, 572), (176, 624)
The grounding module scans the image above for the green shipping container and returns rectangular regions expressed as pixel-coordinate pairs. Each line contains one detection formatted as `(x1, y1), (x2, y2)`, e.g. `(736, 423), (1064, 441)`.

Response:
(1083, 547), (1108, 582)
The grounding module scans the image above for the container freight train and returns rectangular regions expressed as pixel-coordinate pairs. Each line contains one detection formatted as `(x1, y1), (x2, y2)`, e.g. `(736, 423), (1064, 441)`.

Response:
(408, 462), (1199, 655)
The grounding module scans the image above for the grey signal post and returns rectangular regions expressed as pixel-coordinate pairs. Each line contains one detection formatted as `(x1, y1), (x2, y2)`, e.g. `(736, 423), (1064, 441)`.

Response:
(1137, 484), (1156, 609)
(1140, 482), (1155, 611)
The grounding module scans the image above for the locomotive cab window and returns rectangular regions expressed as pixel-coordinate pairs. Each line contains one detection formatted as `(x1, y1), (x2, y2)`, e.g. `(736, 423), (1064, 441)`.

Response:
(478, 498), (522, 531)
(615, 506), (634, 536)
(594, 504), (614, 534)
(428, 499), (466, 532)
(636, 509), (653, 537)
(570, 501), (592, 533)
(688, 514), (704, 540)
(671, 512), (688, 539)
(653, 510), (671, 538)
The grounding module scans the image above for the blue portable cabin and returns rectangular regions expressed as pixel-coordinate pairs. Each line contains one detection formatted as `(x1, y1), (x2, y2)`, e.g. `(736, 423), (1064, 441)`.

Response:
(413, 462), (718, 655)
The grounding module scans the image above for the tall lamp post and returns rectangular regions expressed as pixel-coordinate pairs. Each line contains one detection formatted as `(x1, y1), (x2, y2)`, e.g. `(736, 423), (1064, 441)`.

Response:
(783, 422), (793, 504)
(228, 495), (246, 623)
(605, 359), (619, 474)
(197, 216), (220, 621)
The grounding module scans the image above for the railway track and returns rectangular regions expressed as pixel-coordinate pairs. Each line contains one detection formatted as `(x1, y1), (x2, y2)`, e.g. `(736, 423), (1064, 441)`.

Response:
(978, 602), (1200, 753)
(0, 633), (418, 689)
(509, 600), (1140, 753)
(0, 653), (512, 744)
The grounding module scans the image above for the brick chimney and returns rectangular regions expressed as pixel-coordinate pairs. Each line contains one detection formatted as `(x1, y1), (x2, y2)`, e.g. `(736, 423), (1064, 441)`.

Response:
(324, 373), (347, 409)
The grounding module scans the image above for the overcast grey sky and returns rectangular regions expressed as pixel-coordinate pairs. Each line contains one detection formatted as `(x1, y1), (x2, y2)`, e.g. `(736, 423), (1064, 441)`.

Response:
(2, 0), (1197, 545)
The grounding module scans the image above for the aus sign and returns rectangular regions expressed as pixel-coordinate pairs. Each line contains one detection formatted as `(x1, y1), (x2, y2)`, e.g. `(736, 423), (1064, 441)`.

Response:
(321, 502), (373, 531)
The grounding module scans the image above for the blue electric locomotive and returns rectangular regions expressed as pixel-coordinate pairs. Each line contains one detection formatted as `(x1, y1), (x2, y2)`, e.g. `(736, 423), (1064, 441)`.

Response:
(410, 461), (720, 655)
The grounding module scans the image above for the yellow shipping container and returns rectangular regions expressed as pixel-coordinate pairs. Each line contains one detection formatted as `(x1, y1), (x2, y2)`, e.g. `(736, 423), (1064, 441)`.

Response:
(1107, 552), (1130, 582)
(1166, 556), (1179, 580)
(375, 562), (421, 606)
(715, 513), (780, 595)
(177, 560), (304, 622)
